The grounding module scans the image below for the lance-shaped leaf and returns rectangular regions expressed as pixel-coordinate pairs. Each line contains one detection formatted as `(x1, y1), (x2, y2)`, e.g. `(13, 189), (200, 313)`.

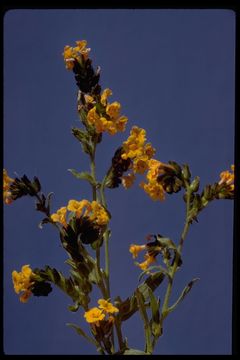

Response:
(117, 272), (165, 322)
(33, 266), (81, 304)
(71, 127), (94, 155)
(148, 287), (162, 338)
(123, 349), (147, 355)
(138, 265), (172, 284)
(67, 323), (97, 346)
(68, 169), (96, 186)
(167, 278), (200, 314)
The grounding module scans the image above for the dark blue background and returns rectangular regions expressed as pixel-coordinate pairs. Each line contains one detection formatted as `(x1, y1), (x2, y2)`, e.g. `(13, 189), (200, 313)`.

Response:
(4, 9), (235, 354)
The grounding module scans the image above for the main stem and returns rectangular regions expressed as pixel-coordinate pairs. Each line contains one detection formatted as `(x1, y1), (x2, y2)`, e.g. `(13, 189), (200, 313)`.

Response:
(161, 185), (191, 319)
(99, 180), (110, 297)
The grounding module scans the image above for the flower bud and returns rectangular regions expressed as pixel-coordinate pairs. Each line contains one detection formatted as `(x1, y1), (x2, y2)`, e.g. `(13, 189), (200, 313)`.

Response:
(190, 176), (200, 192)
(182, 164), (191, 182)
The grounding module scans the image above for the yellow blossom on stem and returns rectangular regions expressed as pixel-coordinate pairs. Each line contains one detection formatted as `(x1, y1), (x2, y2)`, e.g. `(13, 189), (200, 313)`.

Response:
(89, 201), (110, 226)
(67, 199), (92, 218)
(140, 181), (165, 201)
(122, 173), (136, 189)
(121, 126), (146, 160)
(137, 253), (156, 271)
(218, 165), (234, 190)
(86, 107), (100, 126)
(144, 143), (156, 159)
(133, 155), (149, 174)
(129, 244), (146, 259)
(50, 207), (67, 227)
(100, 88), (112, 106)
(115, 116), (128, 132)
(106, 102), (121, 119)
(12, 265), (34, 303)
(3, 169), (13, 205)
(63, 40), (90, 70)
(84, 307), (105, 326)
(146, 159), (163, 182)
(98, 299), (119, 314)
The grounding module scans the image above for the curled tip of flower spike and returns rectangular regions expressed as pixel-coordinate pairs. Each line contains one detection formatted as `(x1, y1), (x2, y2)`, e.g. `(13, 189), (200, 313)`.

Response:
(3, 169), (14, 205)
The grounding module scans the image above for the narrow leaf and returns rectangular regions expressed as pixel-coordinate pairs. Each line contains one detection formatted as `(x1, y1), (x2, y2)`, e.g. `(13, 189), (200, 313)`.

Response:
(68, 169), (96, 186)
(168, 278), (200, 314)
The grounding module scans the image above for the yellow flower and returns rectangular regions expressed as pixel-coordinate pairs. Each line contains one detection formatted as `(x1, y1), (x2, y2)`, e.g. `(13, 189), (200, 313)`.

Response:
(84, 307), (105, 325)
(146, 159), (163, 182)
(140, 181), (165, 201)
(98, 299), (119, 314)
(63, 40), (90, 70)
(144, 143), (156, 159)
(75, 40), (91, 59)
(86, 107), (100, 126)
(106, 121), (118, 135)
(219, 165), (234, 188)
(129, 244), (146, 259)
(122, 173), (136, 189)
(133, 155), (149, 174)
(100, 88), (112, 106)
(3, 169), (13, 205)
(95, 117), (109, 133)
(67, 199), (91, 217)
(106, 102), (121, 119)
(121, 126), (146, 160)
(89, 201), (110, 226)
(138, 253), (156, 271)
(51, 207), (67, 227)
(115, 116), (128, 132)
(12, 265), (34, 303)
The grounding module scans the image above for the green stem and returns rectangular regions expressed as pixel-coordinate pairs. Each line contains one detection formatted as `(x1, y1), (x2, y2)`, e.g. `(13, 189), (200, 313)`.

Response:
(161, 185), (191, 319)
(114, 317), (125, 352)
(136, 289), (153, 354)
(99, 179), (111, 298)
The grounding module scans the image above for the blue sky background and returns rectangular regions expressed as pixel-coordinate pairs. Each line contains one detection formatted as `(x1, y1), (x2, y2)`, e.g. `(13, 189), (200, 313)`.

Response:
(3, 9), (235, 355)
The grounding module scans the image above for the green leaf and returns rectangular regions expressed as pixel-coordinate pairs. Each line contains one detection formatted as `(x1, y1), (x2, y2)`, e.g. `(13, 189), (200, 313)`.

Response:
(148, 287), (161, 338)
(123, 349), (148, 355)
(71, 127), (94, 155)
(168, 278), (200, 314)
(68, 169), (96, 186)
(138, 266), (172, 283)
(66, 323), (97, 346)
(68, 303), (80, 312)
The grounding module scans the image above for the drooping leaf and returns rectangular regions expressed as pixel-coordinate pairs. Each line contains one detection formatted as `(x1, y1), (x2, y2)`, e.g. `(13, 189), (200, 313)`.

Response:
(168, 278), (200, 314)
(66, 323), (97, 346)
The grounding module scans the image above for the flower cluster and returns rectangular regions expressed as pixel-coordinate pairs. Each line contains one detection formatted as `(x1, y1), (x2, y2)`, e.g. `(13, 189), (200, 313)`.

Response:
(63, 40), (91, 70)
(12, 265), (34, 303)
(3, 169), (13, 205)
(86, 88), (128, 135)
(84, 299), (119, 327)
(120, 126), (156, 189)
(50, 199), (110, 228)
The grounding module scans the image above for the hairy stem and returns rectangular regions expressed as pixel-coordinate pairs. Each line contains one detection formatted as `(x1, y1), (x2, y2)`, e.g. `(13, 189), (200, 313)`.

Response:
(99, 179), (111, 298)
(161, 185), (191, 319)
(136, 289), (153, 354)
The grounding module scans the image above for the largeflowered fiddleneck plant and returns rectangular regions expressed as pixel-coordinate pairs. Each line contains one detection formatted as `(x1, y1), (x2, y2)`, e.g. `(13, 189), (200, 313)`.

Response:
(4, 39), (234, 355)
